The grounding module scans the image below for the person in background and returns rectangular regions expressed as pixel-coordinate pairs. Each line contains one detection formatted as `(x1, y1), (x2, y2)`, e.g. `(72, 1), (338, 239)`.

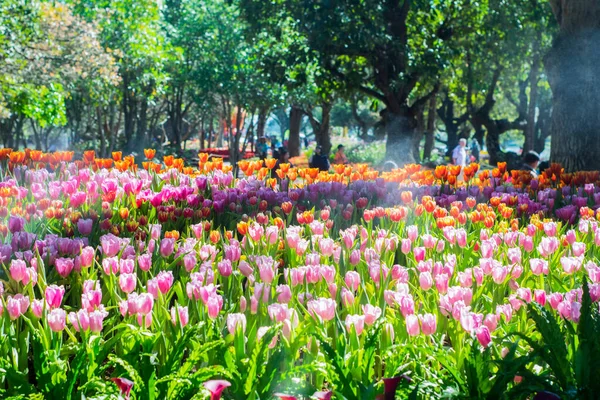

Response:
(452, 138), (467, 167)
(333, 144), (349, 165)
(257, 136), (269, 160)
(309, 145), (330, 171)
(470, 138), (480, 163)
(521, 150), (540, 178)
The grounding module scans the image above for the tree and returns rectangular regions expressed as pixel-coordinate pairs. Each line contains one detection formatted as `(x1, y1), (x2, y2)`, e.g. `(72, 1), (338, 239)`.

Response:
(546, 0), (600, 171)
(239, 0), (485, 164)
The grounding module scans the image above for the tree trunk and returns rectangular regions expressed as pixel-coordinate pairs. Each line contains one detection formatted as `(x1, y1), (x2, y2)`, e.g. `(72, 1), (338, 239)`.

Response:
(317, 102), (332, 155)
(546, 1), (600, 171)
(384, 111), (417, 165)
(485, 124), (502, 166)
(413, 108), (425, 162)
(424, 95), (436, 160)
(288, 105), (302, 157)
(524, 38), (541, 154)
(256, 105), (268, 143)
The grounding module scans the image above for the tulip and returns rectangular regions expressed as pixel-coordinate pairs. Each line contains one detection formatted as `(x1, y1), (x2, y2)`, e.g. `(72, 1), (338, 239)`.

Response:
(156, 271), (174, 294)
(227, 313), (247, 335)
(170, 305), (189, 328)
(100, 234), (121, 257)
(89, 308), (108, 332)
(204, 380), (231, 400)
(119, 273), (137, 293)
(80, 246), (95, 268)
(362, 304), (382, 325)
(400, 238), (411, 254)
(476, 325), (492, 347)
(77, 218), (93, 236)
(207, 294), (223, 319)
(45, 285), (65, 309)
(345, 314), (365, 335)
(69, 309), (90, 331)
(159, 238), (175, 257)
(7, 294), (29, 319)
(405, 314), (420, 336)
(31, 299), (44, 318)
(137, 311), (153, 328)
(341, 287), (355, 308)
(9, 259), (27, 282)
(112, 378), (134, 400)
(48, 308), (67, 332)
(419, 271), (433, 291)
(534, 289), (547, 306)
(307, 297), (336, 321)
(274, 394), (297, 400)
(276, 285), (292, 303)
(413, 247), (425, 262)
(314, 391), (333, 400)
(419, 313), (437, 335)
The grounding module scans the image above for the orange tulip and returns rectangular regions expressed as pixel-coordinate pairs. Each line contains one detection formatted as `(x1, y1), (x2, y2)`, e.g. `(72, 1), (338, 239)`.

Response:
(265, 158), (277, 169)
(144, 148), (156, 160)
(163, 155), (174, 167)
(112, 151), (122, 162)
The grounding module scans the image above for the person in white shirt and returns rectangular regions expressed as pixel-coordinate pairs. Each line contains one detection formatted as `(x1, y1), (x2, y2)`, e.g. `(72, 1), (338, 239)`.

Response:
(452, 138), (467, 167)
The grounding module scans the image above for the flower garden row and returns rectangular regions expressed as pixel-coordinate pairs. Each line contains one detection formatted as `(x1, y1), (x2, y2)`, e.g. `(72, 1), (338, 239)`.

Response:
(0, 149), (599, 399)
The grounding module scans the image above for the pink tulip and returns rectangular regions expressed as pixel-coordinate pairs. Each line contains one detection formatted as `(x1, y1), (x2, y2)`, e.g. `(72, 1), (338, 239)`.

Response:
(319, 238), (335, 256)
(119, 259), (135, 274)
(274, 394), (297, 400)
(407, 225), (418, 242)
(48, 308), (67, 332)
(422, 234), (437, 249)
(100, 234), (121, 257)
(572, 242), (586, 257)
(45, 285), (65, 309)
(529, 258), (549, 275)
(307, 297), (336, 321)
(543, 221), (557, 236)
(435, 273), (449, 294)
(345, 314), (365, 335)
(207, 294), (223, 319)
(516, 288), (532, 303)
(275, 284), (291, 303)
(476, 325), (492, 347)
(7, 294), (29, 319)
(217, 260), (233, 277)
(398, 295), (415, 317)
(419, 272), (433, 291)
(401, 239), (411, 254)
(548, 292), (563, 309)
(537, 237), (559, 257)
(534, 289), (547, 306)
(137, 311), (153, 328)
(257, 326), (278, 348)
(419, 313), (437, 335)
(226, 312), (247, 335)
(313, 391), (333, 400)
(89, 308), (108, 332)
(238, 260), (253, 277)
(10, 259), (27, 282)
(159, 238), (175, 257)
(170, 305), (189, 327)
(156, 271), (174, 294)
(561, 256), (583, 274)
(341, 287), (355, 308)
(436, 240), (446, 253)
(491, 265), (508, 284)
(204, 380), (231, 400)
(344, 271), (360, 292)
(69, 309), (90, 331)
(259, 263), (275, 284)
(119, 273), (137, 293)
(405, 314), (420, 336)
(31, 299), (44, 318)
(483, 313), (498, 332)
(455, 229), (467, 248)
(102, 257), (119, 275)
(250, 296), (259, 314)
(413, 247), (425, 262)
(362, 304), (382, 325)
(349, 249), (361, 266)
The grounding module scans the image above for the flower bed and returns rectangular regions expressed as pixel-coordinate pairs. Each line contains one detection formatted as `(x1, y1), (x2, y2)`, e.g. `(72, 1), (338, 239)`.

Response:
(0, 150), (599, 399)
